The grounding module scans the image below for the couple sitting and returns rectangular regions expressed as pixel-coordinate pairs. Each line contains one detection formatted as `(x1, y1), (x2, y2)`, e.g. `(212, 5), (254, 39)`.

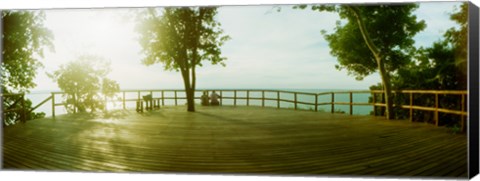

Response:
(201, 91), (221, 106)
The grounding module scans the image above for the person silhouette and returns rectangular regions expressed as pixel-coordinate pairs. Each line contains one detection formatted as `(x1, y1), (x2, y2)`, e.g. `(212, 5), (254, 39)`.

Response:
(201, 91), (210, 106)
(210, 91), (221, 106)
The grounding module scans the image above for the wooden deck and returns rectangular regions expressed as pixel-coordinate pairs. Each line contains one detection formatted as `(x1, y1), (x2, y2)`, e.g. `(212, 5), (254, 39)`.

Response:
(2, 106), (467, 178)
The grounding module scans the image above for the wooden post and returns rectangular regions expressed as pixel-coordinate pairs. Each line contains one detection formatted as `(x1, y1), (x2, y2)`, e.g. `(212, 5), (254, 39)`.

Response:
(150, 90), (153, 109)
(315, 95), (318, 112)
(381, 93), (386, 116)
(174, 90), (178, 106)
(372, 92), (377, 116)
(52, 93), (55, 118)
(122, 91), (126, 109)
(277, 91), (280, 109)
(435, 93), (439, 127)
(409, 92), (413, 122)
(349, 92), (353, 115)
(220, 90), (223, 106)
(161, 90), (165, 106)
(294, 93), (297, 110)
(461, 94), (465, 132)
(331, 92), (335, 113)
(262, 91), (265, 107)
(21, 94), (26, 122)
(137, 91), (140, 100)
(246, 90), (250, 106)
(234, 90), (237, 106)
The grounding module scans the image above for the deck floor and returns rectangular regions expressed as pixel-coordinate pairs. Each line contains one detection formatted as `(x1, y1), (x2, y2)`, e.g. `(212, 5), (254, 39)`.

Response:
(2, 106), (467, 178)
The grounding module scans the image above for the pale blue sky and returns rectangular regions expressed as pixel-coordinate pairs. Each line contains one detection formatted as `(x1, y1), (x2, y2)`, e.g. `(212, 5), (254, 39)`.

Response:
(28, 2), (462, 92)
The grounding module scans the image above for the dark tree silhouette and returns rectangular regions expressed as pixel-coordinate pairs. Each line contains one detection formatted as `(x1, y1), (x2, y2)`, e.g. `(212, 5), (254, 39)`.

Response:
(296, 4), (426, 119)
(135, 7), (230, 112)
(2, 10), (54, 125)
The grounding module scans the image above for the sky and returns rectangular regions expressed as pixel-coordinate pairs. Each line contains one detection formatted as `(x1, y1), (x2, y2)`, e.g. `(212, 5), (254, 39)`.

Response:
(26, 1), (463, 92)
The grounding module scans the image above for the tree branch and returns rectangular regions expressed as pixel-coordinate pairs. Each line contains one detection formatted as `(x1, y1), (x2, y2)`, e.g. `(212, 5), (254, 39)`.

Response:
(347, 6), (381, 59)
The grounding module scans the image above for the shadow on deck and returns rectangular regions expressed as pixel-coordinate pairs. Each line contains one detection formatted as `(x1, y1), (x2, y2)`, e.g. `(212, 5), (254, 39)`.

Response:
(2, 106), (467, 178)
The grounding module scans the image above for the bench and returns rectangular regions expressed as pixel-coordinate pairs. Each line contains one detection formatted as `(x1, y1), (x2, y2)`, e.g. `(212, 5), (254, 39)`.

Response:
(136, 94), (161, 113)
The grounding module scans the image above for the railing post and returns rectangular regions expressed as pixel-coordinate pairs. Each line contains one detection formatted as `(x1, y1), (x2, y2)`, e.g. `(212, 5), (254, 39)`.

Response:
(174, 90), (178, 106)
(247, 90), (250, 106)
(372, 92), (377, 116)
(262, 90), (265, 107)
(381, 93), (386, 116)
(277, 91), (280, 109)
(331, 92), (335, 113)
(234, 90), (237, 106)
(294, 92), (297, 110)
(137, 91), (140, 100)
(21, 94), (26, 122)
(461, 94), (465, 132)
(51, 93), (55, 118)
(409, 92), (413, 122)
(349, 92), (353, 115)
(435, 93), (439, 127)
(122, 91), (126, 109)
(150, 90), (153, 109)
(220, 90), (223, 106)
(315, 95), (318, 112)
(161, 90), (165, 106)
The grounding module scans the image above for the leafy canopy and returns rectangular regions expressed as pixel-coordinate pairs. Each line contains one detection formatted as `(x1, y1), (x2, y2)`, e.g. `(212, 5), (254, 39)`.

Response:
(48, 55), (120, 113)
(297, 4), (426, 80)
(135, 7), (230, 71)
(135, 7), (230, 112)
(1, 10), (54, 93)
(2, 10), (53, 125)
(392, 2), (468, 91)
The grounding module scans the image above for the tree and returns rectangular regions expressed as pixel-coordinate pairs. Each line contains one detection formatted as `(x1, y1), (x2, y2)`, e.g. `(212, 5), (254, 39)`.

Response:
(135, 7), (230, 112)
(2, 10), (54, 92)
(48, 55), (120, 113)
(385, 3), (468, 126)
(296, 4), (425, 119)
(443, 2), (468, 89)
(2, 10), (54, 125)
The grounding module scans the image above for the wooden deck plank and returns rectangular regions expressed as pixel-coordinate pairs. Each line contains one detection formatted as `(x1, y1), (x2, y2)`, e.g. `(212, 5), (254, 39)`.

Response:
(2, 106), (467, 177)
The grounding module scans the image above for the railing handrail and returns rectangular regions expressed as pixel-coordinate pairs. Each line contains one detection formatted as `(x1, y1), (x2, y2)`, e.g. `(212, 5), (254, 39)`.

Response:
(48, 89), (467, 94)
(1, 89), (466, 130)
(46, 89), (468, 131)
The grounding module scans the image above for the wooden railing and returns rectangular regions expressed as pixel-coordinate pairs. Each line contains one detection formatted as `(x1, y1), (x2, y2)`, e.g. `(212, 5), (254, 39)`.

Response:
(372, 90), (468, 130)
(1, 93), (27, 124)
(1, 93), (53, 124)
(49, 89), (468, 129)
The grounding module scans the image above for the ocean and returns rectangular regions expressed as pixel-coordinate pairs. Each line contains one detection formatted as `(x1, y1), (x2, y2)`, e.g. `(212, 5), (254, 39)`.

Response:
(26, 89), (374, 117)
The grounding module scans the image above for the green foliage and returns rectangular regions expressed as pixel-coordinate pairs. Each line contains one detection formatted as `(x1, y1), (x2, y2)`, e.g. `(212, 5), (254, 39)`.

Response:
(304, 4), (426, 80)
(2, 10), (54, 92)
(1, 10), (53, 125)
(296, 4), (425, 120)
(386, 3), (468, 126)
(444, 3), (468, 67)
(135, 7), (230, 112)
(48, 56), (120, 113)
(2, 94), (46, 126)
(135, 7), (230, 71)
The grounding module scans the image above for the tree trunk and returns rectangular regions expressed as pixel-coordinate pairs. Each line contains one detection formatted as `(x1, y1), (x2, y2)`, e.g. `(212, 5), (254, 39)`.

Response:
(186, 87), (195, 112)
(180, 68), (195, 112)
(348, 6), (394, 119)
(377, 58), (394, 119)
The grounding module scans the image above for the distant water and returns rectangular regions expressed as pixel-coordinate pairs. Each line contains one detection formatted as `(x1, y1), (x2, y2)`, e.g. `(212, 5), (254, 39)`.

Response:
(26, 89), (374, 117)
